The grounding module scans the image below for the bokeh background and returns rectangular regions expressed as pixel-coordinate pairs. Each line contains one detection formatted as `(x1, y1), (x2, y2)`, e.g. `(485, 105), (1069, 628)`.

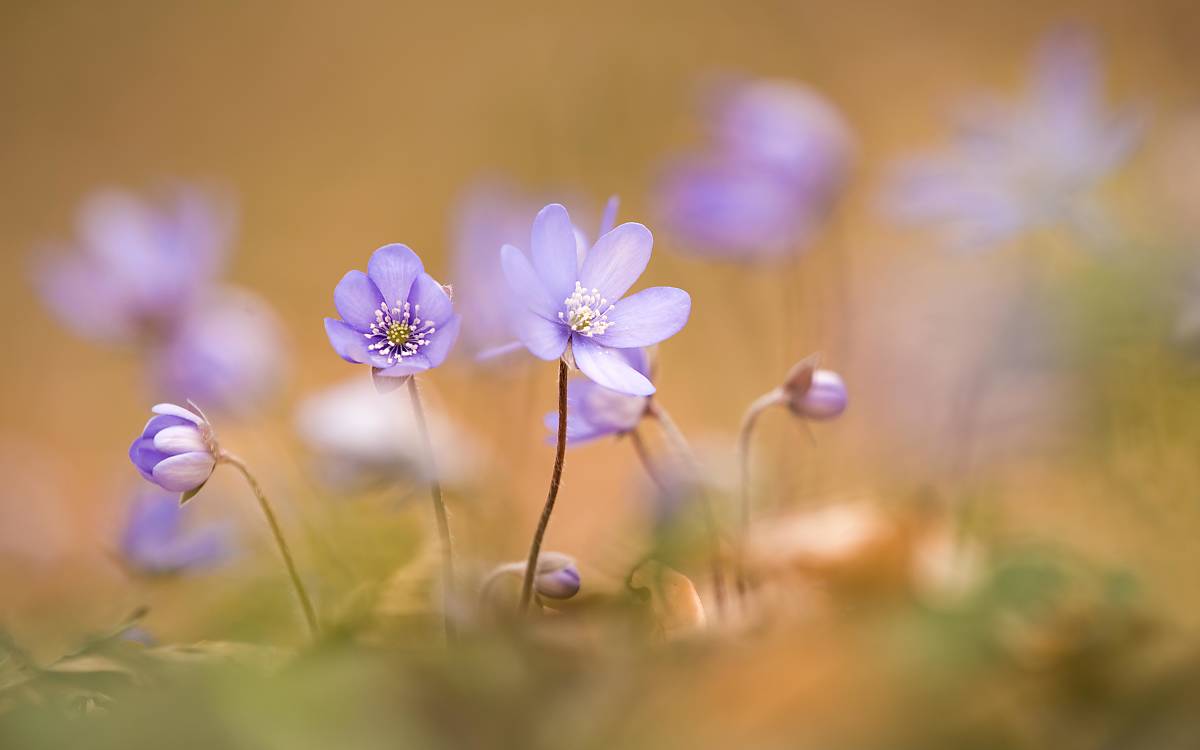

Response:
(5, 1), (1200, 747)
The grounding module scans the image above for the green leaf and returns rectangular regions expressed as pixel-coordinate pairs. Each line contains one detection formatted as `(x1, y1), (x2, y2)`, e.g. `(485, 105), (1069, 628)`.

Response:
(179, 481), (207, 506)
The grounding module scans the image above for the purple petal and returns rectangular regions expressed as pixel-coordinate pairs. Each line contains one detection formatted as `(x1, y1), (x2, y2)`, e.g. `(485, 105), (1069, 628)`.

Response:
(512, 308), (569, 360)
(373, 357), (431, 378)
(371, 368), (410, 393)
(572, 337), (655, 396)
(545, 406), (614, 445)
(152, 425), (207, 455)
(151, 451), (216, 492)
(500, 244), (557, 319)
(421, 314), (460, 368)
(578, 223), (652, 302)
(596, 287), (691, 348)
(367, 244), (424, 306)
(531, 203), (580, 301)
(409, 273), (454, 329)
(325, 318), (370, 364)
(129, 436), (169, 480)
(150, 404), (203, 425)
(599, 196), (620, 237)
(141, 414), (193, 440)
(334, 270), (384, 330)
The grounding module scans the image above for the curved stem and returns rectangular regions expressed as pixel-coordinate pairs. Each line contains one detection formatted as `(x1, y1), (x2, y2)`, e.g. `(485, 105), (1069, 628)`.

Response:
(406, 377), (457, 642)
(734, 389), (785, 596)
(645, 400), (727, 617)
(627, 426), (665, 490)
(518, 359), (570, 613)
(220, 452), (319, 640)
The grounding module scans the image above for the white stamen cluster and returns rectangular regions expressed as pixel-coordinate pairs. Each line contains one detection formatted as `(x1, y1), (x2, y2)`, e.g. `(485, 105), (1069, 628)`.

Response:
(559, 282), (614, 336)
(364, 300), (435, 364)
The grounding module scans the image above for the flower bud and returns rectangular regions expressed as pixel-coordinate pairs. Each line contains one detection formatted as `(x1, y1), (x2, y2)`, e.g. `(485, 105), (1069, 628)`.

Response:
(534, 553), (582, 600)
(782, 359), (847, 420)
(128, 403), (219, 495)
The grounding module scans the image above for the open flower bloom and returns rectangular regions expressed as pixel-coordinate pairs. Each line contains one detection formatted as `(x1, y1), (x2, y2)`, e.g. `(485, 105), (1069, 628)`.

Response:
(656, 77), (853, 263)
(151, 286), (287, 416)
(32, 187), (232, 343)
(501, 204), (690, 396)
(129, 403), (219, 494)
(882, 25), (1144, 253)
(294, 376), (480, 489)
(545, 348), (651, 444)
(118, 489), (232, 576)
(325, 244), (461, 386)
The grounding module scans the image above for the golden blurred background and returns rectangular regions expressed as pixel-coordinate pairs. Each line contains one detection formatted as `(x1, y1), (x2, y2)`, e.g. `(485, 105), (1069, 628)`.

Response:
(3, 0), (1200, 676)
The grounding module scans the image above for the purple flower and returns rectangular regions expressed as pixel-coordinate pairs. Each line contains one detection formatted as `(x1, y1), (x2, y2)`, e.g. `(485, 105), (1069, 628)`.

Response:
(545, 348), (650, 444)
(534, 553), (582, 600)
(501, 204), (690, 396)
(882, 26), (1144, 253)
(118, 489), (232, 576)
(325, 245), (461, 387)
(781, 358), (848, 420)
(129, 403), (219, 494)
(656, 77), (853, 263)
(151, 286), (287, 416)
(32, 187), (232, 343)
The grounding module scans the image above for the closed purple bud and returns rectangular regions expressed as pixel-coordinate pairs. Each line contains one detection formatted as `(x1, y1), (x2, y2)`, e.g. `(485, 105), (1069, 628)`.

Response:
(128, 403), (219, 495)
(535, 555), (582, 600)
(782, 359), (847, 420)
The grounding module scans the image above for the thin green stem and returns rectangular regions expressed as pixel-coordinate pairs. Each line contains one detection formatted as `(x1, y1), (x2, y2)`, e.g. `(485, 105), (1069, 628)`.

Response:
(406, 377), (457, 642)
(734, 389), (785, 598)
(220, 452), (319, 640)
(645, 400), (727, 617)
(519, 359), (569, 613)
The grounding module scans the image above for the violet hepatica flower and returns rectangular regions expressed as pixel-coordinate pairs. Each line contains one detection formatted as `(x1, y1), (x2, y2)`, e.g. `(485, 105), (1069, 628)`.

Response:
(152, 286), (287, 416)
(129, 403), (219, 495)
(325, 245), (461, 387)
(545, 347), (651, 444)
(32, 187), (231, 343)
(118, 489), (232, 576)
(656, 77), (854, 263)
(501, 204), (690, 396)
(882, 26), (1144, 253)
(781, 359), (848, 420)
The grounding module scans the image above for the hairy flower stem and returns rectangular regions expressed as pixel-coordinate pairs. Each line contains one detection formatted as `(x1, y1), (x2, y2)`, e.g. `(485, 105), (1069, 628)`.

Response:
(406, 377), (457, 643)
(734, 389), (786, 598)
(519, 359), (570, 613)
(646, 400), (727, 617)
(219, 452), (320, 640)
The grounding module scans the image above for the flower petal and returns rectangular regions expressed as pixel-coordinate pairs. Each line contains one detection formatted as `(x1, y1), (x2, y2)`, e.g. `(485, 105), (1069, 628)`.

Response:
(500, 244), (557, 319)
(334, 270), (384, 330)
(572, 337), (655, 396)
(153, 425), (208, 455)
(512, 307), (569, 360)
(578, 222), (653, 302)
(129, 436), (168, 480)
(373, 357), (431, 377)
(421, 314), (460, 368)
(367, 244), (424, 306)
(596, 287), (691, 348)
(325, 318), (370, 364)
(408, 273), (454, 328)
(371, 367), (410, 393)
(150, 404), (203, 424)
(151, 451), (216, 492)
(599, 196), (620, 237)
(531, 203), (579, 301)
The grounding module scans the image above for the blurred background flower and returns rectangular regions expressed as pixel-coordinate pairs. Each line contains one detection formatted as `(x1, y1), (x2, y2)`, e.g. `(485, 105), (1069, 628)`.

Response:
(116, 488), (234, 576)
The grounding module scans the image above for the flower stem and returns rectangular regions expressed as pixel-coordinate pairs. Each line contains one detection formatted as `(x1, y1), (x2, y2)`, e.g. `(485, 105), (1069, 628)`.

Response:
(645, 400), (727, 617)
(627, 426), (665, 490)
(220, 452), (319, 640)
(734, 389), (785, 598)
(519, 359), (569, 613)
(406, 377), (457, 642)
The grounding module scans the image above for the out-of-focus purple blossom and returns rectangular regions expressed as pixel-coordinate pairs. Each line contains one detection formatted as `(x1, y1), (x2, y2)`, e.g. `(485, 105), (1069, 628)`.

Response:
(481, 551), (582, 606)
(451, 180), (611, 362)
(129, 403), (219, 494)
(544, 348), (651, 444)
(501, 203), (690, 396)
(656, 78), (854, 263)
(118, 489), (232, 576)
(151, 286), (287, 415)
(294, 377), (480, 490)
(782, 360), (848, 420)
(882, 26), (1144, 253)
(32, 187), (232, 343)
(325, 245), (461, 390)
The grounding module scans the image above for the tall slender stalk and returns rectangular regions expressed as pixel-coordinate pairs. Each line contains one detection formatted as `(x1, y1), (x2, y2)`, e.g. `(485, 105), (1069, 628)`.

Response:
(645, 400), (727, 616)
(406, 377), (457, 642)
(518, 359), (569, 613)
(219, 452), (320, 639)
(627, 426), (665, 490)
(733, 389), (785, 597)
